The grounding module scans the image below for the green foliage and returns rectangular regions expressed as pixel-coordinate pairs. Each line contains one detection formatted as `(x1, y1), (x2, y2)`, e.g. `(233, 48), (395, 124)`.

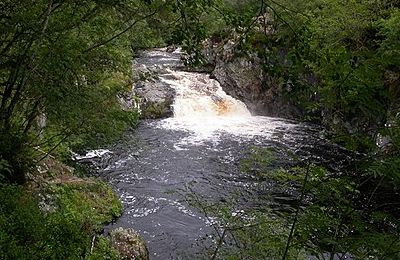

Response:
(0, 0), (166, 181)
(0, 180), (122, 259)
(221, 210), (306, 260)
(205, 148), (400, 259)
(0, 184), (85, 259)
(0, 132), (35, 183)
(49, 180), (123, 228)
(293, 164), (400, 259)
(377, 8), (400, 68)
(168, 0), (228, 66)
(207, 0), (399, 152)
(88, 236), (121, 260)
(367, 155), (400, 188)
(186, 191), (305, 259)
(0, 185), (46, 259)
(293, 1), (399, 150)
(0, 158), (12, 182)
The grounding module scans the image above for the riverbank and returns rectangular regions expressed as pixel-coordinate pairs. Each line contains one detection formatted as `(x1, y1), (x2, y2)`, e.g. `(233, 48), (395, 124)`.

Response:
(0, 157), (125, 259)
(84, 49), (339, 259)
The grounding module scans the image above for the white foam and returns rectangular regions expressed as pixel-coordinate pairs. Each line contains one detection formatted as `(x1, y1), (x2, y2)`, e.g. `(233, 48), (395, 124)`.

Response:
(161, 70), (250, 118)
(72, 149), (112, 160)
(153, 70), (296, 146)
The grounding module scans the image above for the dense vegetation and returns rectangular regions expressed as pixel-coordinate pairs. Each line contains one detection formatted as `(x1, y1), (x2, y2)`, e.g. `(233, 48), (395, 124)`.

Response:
(0, 0), (190, 258)
(179, 0), (400, 259)
(0, 178), (122, 259)
(0, 0), (399, 259)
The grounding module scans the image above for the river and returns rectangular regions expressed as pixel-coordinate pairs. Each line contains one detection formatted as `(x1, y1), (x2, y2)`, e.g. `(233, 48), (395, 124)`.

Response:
(76, 49), (352, 259)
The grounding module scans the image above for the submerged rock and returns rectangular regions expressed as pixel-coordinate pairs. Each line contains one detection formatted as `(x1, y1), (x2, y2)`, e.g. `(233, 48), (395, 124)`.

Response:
(110, 227), (149, 260)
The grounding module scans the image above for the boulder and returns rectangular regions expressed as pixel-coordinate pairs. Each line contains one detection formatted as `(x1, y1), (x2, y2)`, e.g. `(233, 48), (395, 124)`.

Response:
(134, 80), (175, 119)
(110, 227), (149, 260)
(131, 51), (178, 119)
(202, 14), (303, 119)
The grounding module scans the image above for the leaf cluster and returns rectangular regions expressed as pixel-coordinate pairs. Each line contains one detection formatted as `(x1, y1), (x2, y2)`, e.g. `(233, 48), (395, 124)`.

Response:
(0, 182), (122, 259)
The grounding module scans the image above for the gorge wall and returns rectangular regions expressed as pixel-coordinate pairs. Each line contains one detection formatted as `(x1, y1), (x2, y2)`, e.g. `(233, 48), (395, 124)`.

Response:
(202, 36), (303, 119)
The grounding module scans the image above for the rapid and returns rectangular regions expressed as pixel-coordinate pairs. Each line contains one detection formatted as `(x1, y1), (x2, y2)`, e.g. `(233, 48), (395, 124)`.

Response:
(76, 49), (351, 259)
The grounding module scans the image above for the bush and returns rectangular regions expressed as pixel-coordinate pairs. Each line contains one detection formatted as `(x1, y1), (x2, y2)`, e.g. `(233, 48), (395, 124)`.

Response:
(0, 181), (122, 259)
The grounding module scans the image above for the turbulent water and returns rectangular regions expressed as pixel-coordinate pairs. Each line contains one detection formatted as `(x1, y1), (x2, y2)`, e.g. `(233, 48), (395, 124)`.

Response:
(77, 49), (351, 259)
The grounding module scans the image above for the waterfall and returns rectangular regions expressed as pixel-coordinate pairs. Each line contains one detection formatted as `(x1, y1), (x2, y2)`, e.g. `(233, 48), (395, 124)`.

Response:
(77, 49), (327, 260)
(161, 70), (251, 118)
(131, 48), (296, 146)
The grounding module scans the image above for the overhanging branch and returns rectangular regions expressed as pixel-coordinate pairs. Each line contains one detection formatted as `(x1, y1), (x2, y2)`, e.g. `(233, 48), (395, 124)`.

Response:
(84, 2), (170, 53)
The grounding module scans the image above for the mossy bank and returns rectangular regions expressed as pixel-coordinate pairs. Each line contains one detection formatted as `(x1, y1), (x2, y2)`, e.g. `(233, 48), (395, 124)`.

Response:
(0, 158), (124, 259)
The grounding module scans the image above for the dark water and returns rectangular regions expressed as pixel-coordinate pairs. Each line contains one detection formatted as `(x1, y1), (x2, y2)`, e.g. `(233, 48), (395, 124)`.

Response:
(79, 121), (351, 259)
(77, 49), (353, 259)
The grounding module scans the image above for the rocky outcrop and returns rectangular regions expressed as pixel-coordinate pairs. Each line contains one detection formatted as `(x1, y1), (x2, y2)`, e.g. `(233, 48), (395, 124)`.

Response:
(131, 50), (178, 119)
(202, 15), (303, 119)
(134, 80), (175, 119)
(110, 227), (149, 260)
(212, 53), (262, 114)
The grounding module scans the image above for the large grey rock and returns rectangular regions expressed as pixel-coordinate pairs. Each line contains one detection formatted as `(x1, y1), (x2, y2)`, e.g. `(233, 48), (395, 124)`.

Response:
(202, 15), (303, 119)
(110, 227), (149, 260)
(131, 49), (178, 119)
(134, 80), (175, 119)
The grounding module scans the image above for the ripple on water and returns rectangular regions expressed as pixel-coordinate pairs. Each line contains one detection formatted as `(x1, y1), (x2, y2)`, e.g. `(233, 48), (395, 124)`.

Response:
(77, 49), (352, 260)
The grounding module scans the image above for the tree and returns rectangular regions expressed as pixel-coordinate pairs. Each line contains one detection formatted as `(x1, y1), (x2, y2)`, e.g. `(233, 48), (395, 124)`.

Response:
(0, 0), (172, 182)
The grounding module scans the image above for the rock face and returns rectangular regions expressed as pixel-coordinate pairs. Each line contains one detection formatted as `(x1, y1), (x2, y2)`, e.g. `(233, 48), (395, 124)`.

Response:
(212, 53), (263, 114)
(110, 227), (149, 260)
(131, 49), (180, 119)
(202, 16), (303, 119)
(134, 80), (175, 119)
(204, 41), (302, 118)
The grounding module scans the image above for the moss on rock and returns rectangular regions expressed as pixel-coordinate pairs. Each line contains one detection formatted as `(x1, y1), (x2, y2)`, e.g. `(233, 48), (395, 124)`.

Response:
(0, 157), (124, 259)
(110, 227), (149, 260)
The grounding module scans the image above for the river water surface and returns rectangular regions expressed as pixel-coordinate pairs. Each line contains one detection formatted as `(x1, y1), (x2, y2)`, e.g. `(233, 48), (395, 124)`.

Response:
(77, 49), (351, 259)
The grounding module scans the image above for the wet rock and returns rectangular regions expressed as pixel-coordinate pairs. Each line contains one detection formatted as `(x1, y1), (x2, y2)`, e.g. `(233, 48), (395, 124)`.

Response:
(110, 227), (149, 260)
(166, 45), (177, 53)
(131, 50), (179, 119)
(134, 80), (175, 119)
(201, 17), (303, 119)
